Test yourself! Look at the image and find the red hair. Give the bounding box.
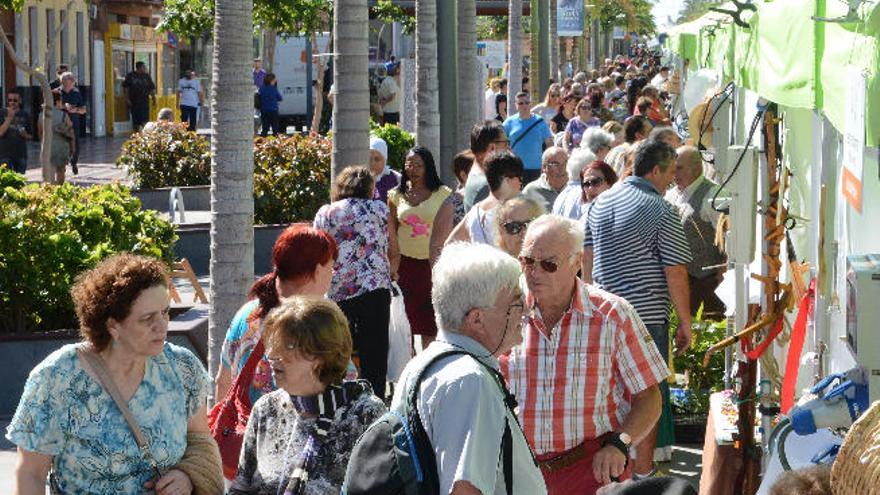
[249,223,338,319]
[580,160,618,203]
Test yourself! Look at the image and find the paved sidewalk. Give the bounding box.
[22,135,131,186]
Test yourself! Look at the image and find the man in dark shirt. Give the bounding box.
[59,72,86,174]
[0,90,33,174]
[49,64,68,91]
[122,61,156,131]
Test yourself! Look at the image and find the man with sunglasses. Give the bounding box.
[583,138,693,479]
[500,214,668,495]
[522,146,569,212]
[463,120,510,211]
[503,92,553,185]
[0,90,33,174]
[392,242,547,495]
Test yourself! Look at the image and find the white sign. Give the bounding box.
[477,40,506,69]
[842,67,866,212]
[612,26,626,40]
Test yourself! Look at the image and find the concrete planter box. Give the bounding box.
[174,223,289,276]
[132,185,211,212]
[0,304,209,418]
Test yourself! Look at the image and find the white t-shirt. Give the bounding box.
[178,77,201,107]
[484,88,498,120]
[378,76,400,113]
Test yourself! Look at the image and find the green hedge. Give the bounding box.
[254,134,332,225]
[117,121,212,188]
[0,169,177,332]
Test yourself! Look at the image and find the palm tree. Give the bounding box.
[550,0,559,82]
[208,0,255,389]
[415,0,439,159]
[331,0,370,179]
[507,0,523,102]
[457,0,479,152]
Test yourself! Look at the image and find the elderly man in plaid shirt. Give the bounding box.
[500,214,669,495]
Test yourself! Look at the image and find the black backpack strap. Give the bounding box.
[510,115,544,149]
[502,421,513,495]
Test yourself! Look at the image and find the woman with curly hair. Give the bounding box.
[8,253,221,494]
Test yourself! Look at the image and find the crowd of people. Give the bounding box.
[7,47,752,495]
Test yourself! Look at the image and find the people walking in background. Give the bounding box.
[532,83,561,123]
[388,147,451,349]
[38,91,74,185]
[377,65,400,125]
[552,148,596,220]
[258,73,283,137]
[122,61,156,132]
[253,58,266,88]
[177,69,203,132]
[0,90,33,174]
[314,166,393,397]
[522,146,569,213]
[504,92,553,184]
[368,136,401,203]
[463,120,509,211]
[59,72,86,174]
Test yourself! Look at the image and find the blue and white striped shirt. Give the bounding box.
[584,176,692,326]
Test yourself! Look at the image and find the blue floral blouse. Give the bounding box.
[313,198,392,302]
[6,342,210,494]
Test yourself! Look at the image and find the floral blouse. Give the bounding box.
[313,198,392,302]
[6,343,209,494]
[229,382,386,495]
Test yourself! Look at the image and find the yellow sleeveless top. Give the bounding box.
[388,186,452,259]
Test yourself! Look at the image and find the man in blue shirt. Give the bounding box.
[503,92,553,185]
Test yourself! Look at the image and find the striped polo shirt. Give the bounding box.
[583,176,692,326]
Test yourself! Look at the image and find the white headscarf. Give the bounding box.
[369,136,391,178]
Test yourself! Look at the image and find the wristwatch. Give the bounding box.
[602,431,632,459]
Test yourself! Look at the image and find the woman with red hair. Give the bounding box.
[214,223,339,403]
[580,159,618,208]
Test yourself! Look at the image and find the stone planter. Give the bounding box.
[0,304,209,418]
[174,223,290,275]
[132,185,211,213]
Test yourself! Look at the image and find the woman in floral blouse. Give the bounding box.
[313,166,392,398]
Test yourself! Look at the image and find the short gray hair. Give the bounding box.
[566,147,596,180]
[525,214,585,256]
[157,108,174,121]
[432,242,522,333]
[580,127,615,155]
[541,145,567,164]
[60,71,76,82]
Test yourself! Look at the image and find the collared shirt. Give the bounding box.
[551,180,584,220]
[522,174,561,213]
[500,281,669,455]
[664,175,722,227]
[584,176,692,326]
[393,331,548,495]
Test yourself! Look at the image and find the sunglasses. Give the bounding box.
[582,177,605,188]
[502,220,530,236]
[519,255,571,273]
[7,99,19,103]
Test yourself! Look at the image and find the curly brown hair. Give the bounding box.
[71,253,170,351]
[262,296,352,386]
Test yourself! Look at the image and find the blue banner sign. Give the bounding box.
[557,0,584,36]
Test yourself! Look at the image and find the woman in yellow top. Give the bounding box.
[388,146,451,347]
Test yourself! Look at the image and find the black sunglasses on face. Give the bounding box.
[502,220,530,236]
[519,255,567,273]
[582,177,605,188]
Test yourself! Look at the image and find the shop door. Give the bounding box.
[111,43,134,133]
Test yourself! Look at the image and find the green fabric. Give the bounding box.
[668,0,880,146]
[657,380,675,449]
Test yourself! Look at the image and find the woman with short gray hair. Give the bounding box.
[579,127,615,162]
[552,148,596,220]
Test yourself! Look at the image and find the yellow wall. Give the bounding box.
[19,0,90,85]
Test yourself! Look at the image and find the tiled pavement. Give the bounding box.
[22,135,131,186]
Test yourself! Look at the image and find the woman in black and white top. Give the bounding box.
[230,297,386,495]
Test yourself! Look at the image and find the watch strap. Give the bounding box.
[602,432,631,459]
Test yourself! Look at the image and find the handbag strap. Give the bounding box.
[510,115,543,149]
[76,346,160,474]
[233,339,266,404]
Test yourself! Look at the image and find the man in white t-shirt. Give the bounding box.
[483,78,507,120]
[177,70,203,131]
[650,66,670,91]
[377,65,400,125]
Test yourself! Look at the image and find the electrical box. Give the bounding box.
[846,254,880,402]
[725,145,758,265]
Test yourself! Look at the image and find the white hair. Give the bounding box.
[432,242,522,333]
[580,127,615,155]
[566,147,596,180]
[541,145,567,164]
[525,214,584,256]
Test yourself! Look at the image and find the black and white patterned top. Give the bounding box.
[229,381,386,495]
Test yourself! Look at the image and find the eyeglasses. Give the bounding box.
[582,177,605,188]
[502,220,530,236]
[7,99,19,103]
[519,254,573,273]
[493,139,510,147]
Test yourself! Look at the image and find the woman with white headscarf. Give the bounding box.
[369,136,401,203]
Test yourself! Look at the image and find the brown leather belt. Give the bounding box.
[537,442,588,474]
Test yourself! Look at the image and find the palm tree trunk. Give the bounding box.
[208,0,255,392]
[415,0,439,159]
[507,0,523,103]
[549,0,559,82]
[457,0,478,153]
[332,0,370,179]
[529,0,539,96]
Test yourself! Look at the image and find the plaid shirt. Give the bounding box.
[500,279,669,455]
